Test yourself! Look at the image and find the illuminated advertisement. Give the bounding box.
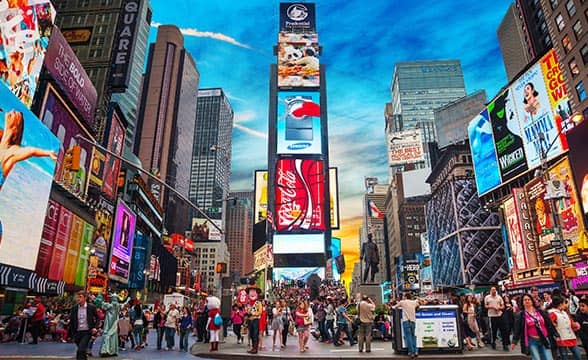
[547,158,585,255]
[61,27,93,45]
[278,32,317,44]
[510,60,567,169]
[275,158,325,232]
[0,85,59,271]
[48,207,73,280]
[93,199,114,269]
[387,129,424,166]
[512,188,539,269]
[254,170,268,224]
[278,42,319,88]
[75,222,94,287]
[89,147,106,187]
[254,244,274,271]
[273,266,324,281]
[541,50,573,132]
[36,199,60,277]
[330,237,341,280]
[277,92,321,154]
[566,119,588,215]
[191,218,222,241]
[526,178,556,264]
[128,231,147,289]
[273,234,324,254]
[504,196,529,271]
[329,167,340,229]
[0,1,55,108]
[109,200,136,283]
[468,109,502,195]
[63,214,84,284]
[279,3,316,34]
[489,88,528,182]
[40,85,94,197]
[399,306,460,350]
[572,261,588,291]
[102,108,125,200]
[403,261,420,291]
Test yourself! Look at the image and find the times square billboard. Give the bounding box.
[469,49,571,196]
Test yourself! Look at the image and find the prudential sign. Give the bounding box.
[279,3,316,33]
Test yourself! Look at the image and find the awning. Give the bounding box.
[0,264,65,295]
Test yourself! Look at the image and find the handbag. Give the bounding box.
[303,315,312,326]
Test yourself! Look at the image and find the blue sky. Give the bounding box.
[148,0,513,265]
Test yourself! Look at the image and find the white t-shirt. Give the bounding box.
[484,294,504,318]
[165,308,180,328]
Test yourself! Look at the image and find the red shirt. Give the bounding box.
[32,303,45,322]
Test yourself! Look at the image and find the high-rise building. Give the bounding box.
[193,241,229,297]
[189,88,234,222]
[135,25,199,233]
[226,191,254,278]
[389,61,466,168]
[434,90,487,149]
[497,1,552,81]
[540,0,588,115]
[52,0,151,141]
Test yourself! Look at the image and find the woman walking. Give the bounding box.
[230,305,245,344]
[280,300,292,348]
[463,295,484,348]
[511,293,559,360]
[271,300,283,351]
[295,300,311,353]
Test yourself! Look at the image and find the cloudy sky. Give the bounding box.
[149,0,513,281]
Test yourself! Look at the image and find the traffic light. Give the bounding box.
[64,145,81,171]
[550,267,563,281]
[216,262,227,274]
[564,266,578,279]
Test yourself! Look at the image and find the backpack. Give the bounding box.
[214,313,223,327]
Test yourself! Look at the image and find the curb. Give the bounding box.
[194,351,528,359]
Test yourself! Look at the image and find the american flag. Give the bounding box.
[368,200,384,219]
[266,210,276,230]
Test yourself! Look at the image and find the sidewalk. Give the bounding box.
[190,333,527,359]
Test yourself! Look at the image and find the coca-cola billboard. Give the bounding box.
[275,158,325,232]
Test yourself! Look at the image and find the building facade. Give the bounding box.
[193,241,230,297]
[226,191,254,278]
[434,90,487,149]
[134,25,199,233]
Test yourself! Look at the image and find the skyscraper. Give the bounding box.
[189,88,234,221]
[389,60,466,168]
[135,25,199,233]
[226,191,254,278]
[52,0,151,141]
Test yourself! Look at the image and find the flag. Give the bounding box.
[368,200,384,219]
[267,210,276,231]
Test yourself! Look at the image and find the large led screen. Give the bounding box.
[109,200,136,283]
[254,170,268,224]
[40,84,94,197]
[277,92,322,154]
[329,167,340,229]
[278,42,319,88]
[0,85,59,270]
[275,158,325,232]
[468,109,502,195]
[489,88,528,182]
[101,108,125,200]
[273,234,324,254]
[565,119,588,215]
[0,1,55,108]
[273,266,324,282]
[510,61,567,169]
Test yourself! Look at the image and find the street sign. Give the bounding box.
[208,207,220,213]
[554,247,567,254]
[551,240,563,248]
[564,239,573,247]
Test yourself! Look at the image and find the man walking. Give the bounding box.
[484,286,506,350]
[396,293,420,359]
[69,291,99,360]
[357,294,376,353]
[29,297,45,344]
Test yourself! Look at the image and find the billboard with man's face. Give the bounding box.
[0,84,59,270]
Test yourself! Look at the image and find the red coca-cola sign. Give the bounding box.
[275,159,325,232]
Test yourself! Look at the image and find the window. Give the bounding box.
[89,49,102,57]
[569,58,580,77]
[567,0,577,17]
[573,20,583,39]
[556,13,566,31]
[581,44,588,64]
[563,35,574,53]
[576,81,587,101]
[91,37,104,46]
[550,0,559,9]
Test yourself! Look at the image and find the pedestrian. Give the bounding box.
[573,298,588,356]
[334,298,356,347]
[117,310,131,350]
[511,293,558,360]
[131,302,145,350]
[280,299,292,347]
[29,297,45,344]
[568,290,580,316]
[325,297,335,343]
[271,299,283,351]
[68,291,99,360]
[230,304,245,344]
[463,294,484,348]
[179,306,192,352]
[548,296,582,360]
[295,299,311,353]
[315,297,329,343]
[484,286,507,350]
[153,304,166,350]
[357,294,376,353]
[396,292,420,359]
[164,303,180,350]
[502,294,514,349]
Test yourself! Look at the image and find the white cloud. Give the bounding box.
[234,109,257,123]
[151,22,252,49]
[233,123,267,139]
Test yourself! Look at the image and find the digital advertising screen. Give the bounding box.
[40,84,94,197]
[75,222,94,287]
[254,170,268,224]
[387,129,425,166]
[276,92,322,154]
[0,85,60,271]
[109,200,136,283]
[275,158,326,232]
[48,206,73,280]
[273,266,324,282]
[504,196,529,271]
[566,119,588,215]
[330,237,341,280]
[191,218,222,241]
[36,198,60,277]
[101,108,125,200]
[329,167,340,229]
[128,231,148,289]
[0,1,55,108]
[273,233,324,254]
[526,177,556,264]
[63,214,84,284]
[468,109,502,195]
[277,42,319,88]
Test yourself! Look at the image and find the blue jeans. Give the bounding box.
[558,345,582,360]
[156,327,164,350]
[133,325,143,348]
[326,319,335,340]
[318,319,330,341]
[334,322,354,345]
[528,337,554,360]
[402,321,417,355]
[179,328,190,351]
[165,327,176,349]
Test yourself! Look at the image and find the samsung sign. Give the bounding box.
[109,0,141,92]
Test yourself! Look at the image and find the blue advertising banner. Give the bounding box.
[128,231,147,289]
[0,85,59,270]
[468,109,502,195]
